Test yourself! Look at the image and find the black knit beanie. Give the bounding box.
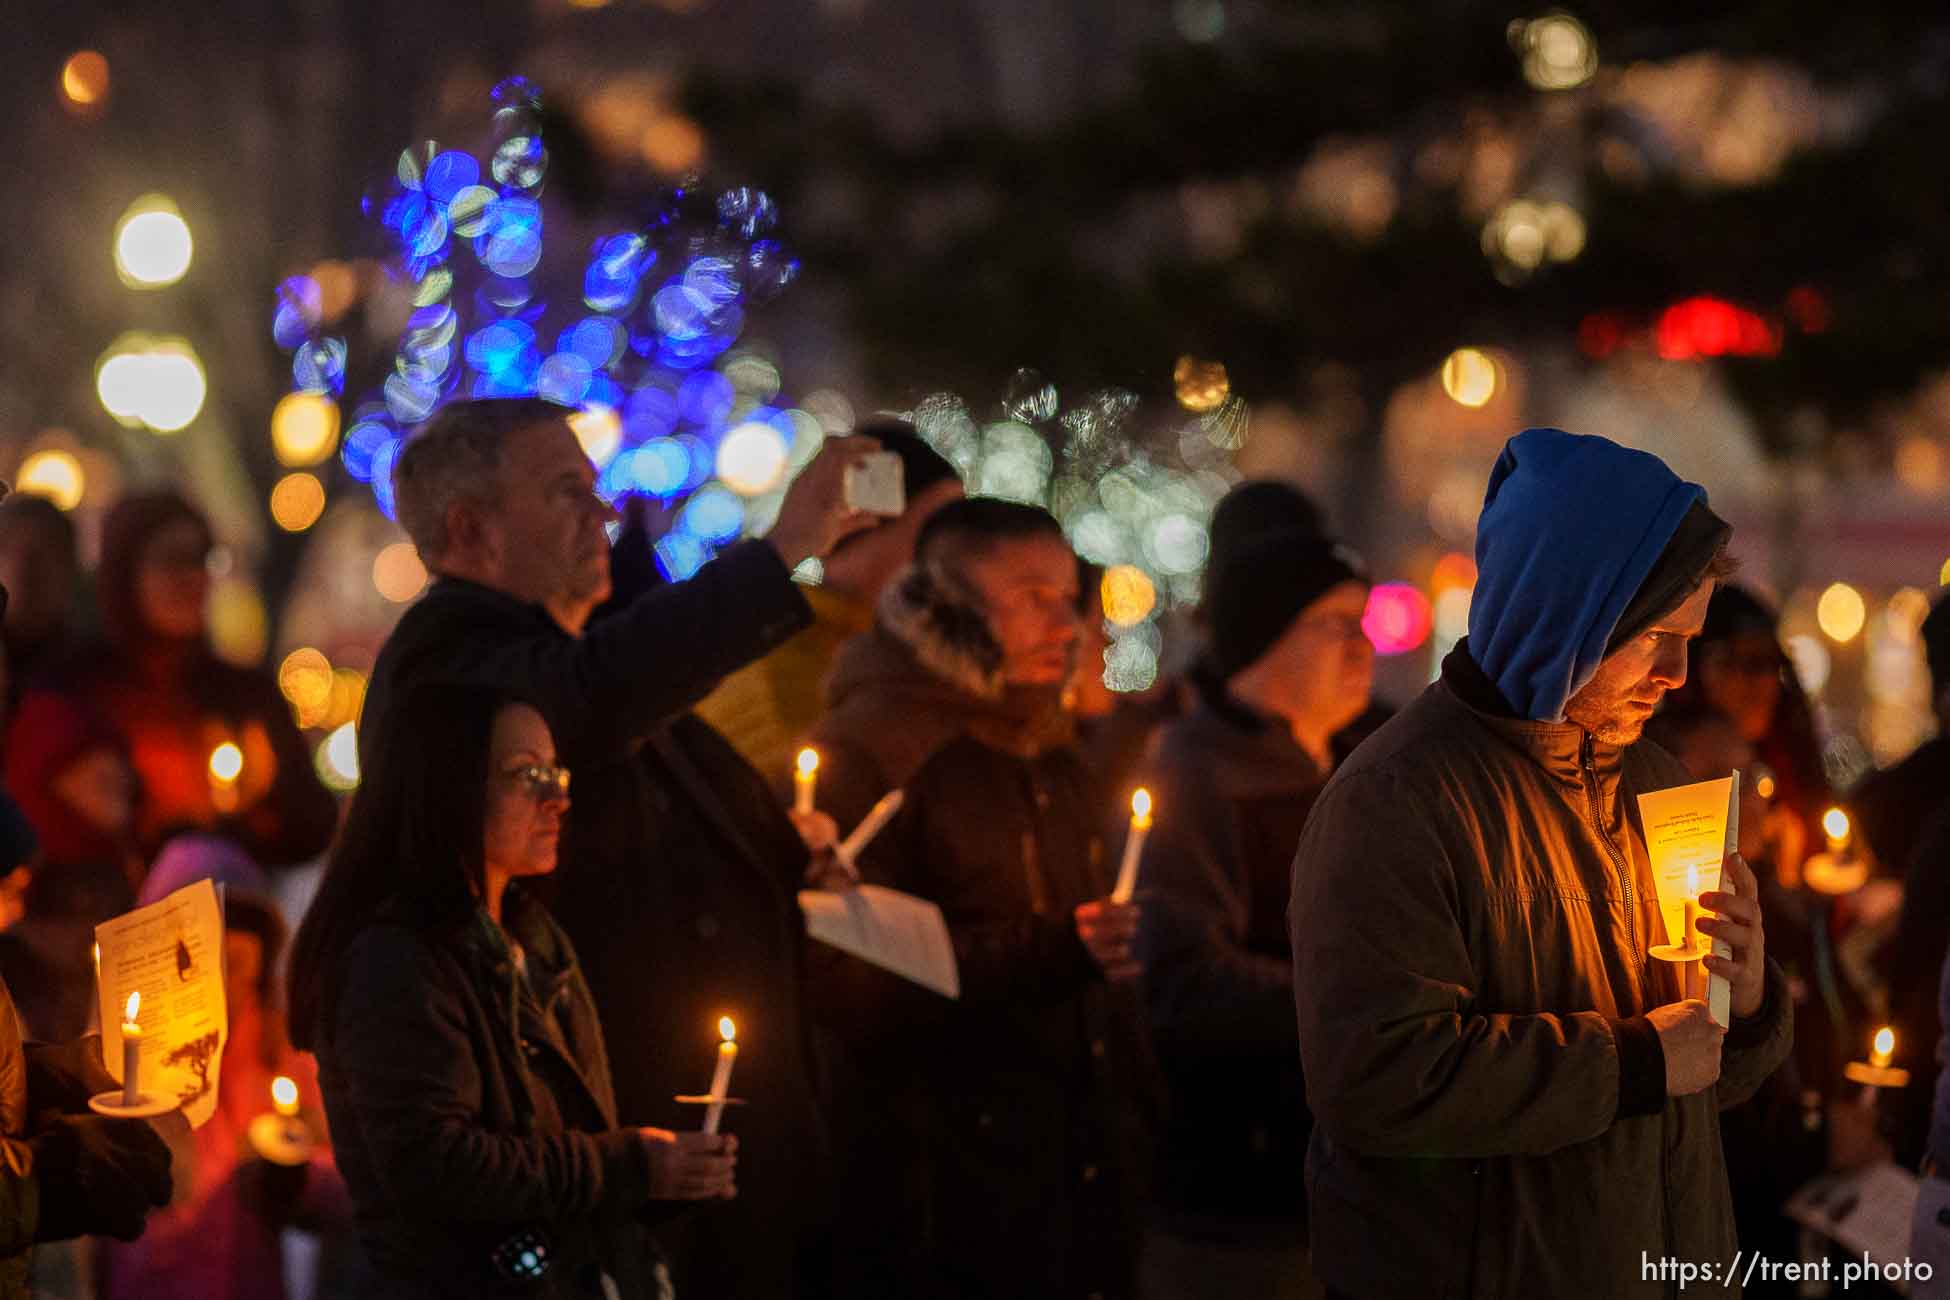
[1205,536,1368,680]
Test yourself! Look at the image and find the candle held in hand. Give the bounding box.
[1111,789,1152,905]
[703,1017,737,1136]
[1871,1026,1895,1070]
[121,992,143,1107]
[794,748,819,817]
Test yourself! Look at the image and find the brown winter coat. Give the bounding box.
[806,569,1149,1300]
[1291,645,1792,1299]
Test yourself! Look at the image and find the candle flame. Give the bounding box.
[209,741,244,783]
[271,1076,299,1110]
[718,1016,736,1044]
[1823,807,1851,842]
[1685,863,1700,897]
[796,748,819,777]
[123,991,140,1024]
[1131,788,1152,821]
[1874,1026,1895,1058]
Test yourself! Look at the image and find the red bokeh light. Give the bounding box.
[1654,296,1781,361]
[1363,582,1434,656]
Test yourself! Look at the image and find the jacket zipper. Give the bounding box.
[1580,734,1632,919]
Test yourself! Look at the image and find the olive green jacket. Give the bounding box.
[1291,648,1792,1299]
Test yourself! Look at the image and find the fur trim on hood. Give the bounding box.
[875,561,1008,700]
[816,564,1074,789]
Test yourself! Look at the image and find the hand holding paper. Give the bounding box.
[1697,851,1767,1021]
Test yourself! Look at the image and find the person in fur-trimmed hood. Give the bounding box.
[809,497,1150,1300]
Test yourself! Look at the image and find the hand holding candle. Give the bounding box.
[1111,789,1152,905]
[121,992,143,1107]
[794,748,819,817]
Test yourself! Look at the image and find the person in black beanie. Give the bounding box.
[1132,503,1372,1299]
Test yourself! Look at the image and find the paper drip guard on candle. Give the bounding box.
[248,1078,315,1166]
[1845,1027,1911,1092]
[1638,771,1738,1028]
[674,1018,743,1135]
[1804,809,1869,895]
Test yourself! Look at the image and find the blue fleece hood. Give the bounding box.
[1467,428,1707,722]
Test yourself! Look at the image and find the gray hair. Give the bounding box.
[392,398,568,560]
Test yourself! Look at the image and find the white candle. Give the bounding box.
[793,749,819,817]
[703,1018,737,1135]
[121,992,143,1107]
[1111,789,1152,905]
[1862,1026,1896,1109]
[836,790,905,872]
[1823,807,1852,857]
[272,1075,300,1119]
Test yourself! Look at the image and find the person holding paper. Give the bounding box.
[1291,429,1792,1299]
[1135,510,1371,1300]
[289,684,737,1300]
[809,498,1147,1300]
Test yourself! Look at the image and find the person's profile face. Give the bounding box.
[482,702,569,879]
[483,421,615,612]
[1565,580,1716,744]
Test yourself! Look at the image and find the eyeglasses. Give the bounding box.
[502,763,570,801]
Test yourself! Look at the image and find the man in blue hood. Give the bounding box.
[1291,428,1793,1298]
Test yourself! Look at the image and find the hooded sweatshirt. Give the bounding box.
[1469,428,1720,721]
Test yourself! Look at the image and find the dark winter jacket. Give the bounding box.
[552,713,836,1297]
[1135,689,1328,1244]
[317,889,660,1299]
[360,537,834,1297]
[360,539,809,778]
[808,568,1149,1300]
[1291,645,1793,1299]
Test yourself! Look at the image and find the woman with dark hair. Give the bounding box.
[288,684,736,1299]
[62,491,336,869]
[1667,582,1831,884]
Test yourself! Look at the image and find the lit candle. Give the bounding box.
[121,992,143,1107]
[1682,865,1707,1000]
[1861,1026,1897,1109]
[1111,789,1152,905]
[702,1017,737,1136]
[209,741,244,813]
[1823,807,1852,857]
[271,1075,300,1119]
[794,748,819,817]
